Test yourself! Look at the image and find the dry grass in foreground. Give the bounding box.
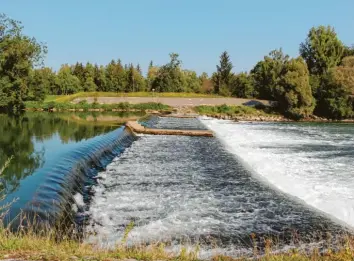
[1,229,354,261]
[2,158,354,261]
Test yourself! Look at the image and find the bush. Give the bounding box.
[77,100,90,111]
[195,104,275,117]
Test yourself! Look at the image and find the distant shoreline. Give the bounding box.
[204,113,354,123]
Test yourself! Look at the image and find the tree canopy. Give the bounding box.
[0,14,46,112]
[300,26,344,75]
[314,56,354,119]
[275,57,315,119]
[0,13,353,120]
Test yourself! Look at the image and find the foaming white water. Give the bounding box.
[201,118,354,228]
[85,117,349,258]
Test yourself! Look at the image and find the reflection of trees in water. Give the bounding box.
[0,115,44,194]
[0,112,122,194]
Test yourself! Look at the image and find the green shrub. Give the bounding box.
[195,104,278,117]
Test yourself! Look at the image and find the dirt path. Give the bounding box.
[74,97,272,107]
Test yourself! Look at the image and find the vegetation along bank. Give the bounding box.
[0,13,353,120]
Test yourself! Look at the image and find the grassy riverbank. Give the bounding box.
[45,92,222,103]
[1,229,354,261]
[194,104,285,121]
[25,100,172,113]
[194,104,354,122]
[195,104,277,116]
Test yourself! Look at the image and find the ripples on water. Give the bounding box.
[141,116,208,130]
[202,119,354,229]
[87,117,348,257]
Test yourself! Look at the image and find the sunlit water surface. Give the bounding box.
[87,117,350,257]
[202,118,354,229]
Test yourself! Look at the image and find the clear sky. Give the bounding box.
[2,0,354,75]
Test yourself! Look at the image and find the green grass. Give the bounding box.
[44,95,66,102]
[45,92,222,103]
[25,100,172,112]
[194,104,280,117]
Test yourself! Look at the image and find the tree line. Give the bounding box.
[0,13,353,119]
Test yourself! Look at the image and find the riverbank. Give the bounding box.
[24,101,172,114]
[194,105,354,123]
[24,100,354,124]
[1,114,354,261]
[1,229,354,261]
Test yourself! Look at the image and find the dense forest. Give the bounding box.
[0,13,353,119]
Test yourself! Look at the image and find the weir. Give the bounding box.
[3,126,137,228]
[126,119,214,137]
[87,116,350,256]
[2,115,351,257]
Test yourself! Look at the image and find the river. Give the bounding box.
[86,117,353,257]
[1,114,352,257]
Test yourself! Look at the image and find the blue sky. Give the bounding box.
[2,0,354,75]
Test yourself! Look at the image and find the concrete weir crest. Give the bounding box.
[125,118,214,137]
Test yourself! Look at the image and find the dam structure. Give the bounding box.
[2,126,137,228]
[86,116,350,257]
[3,115,352,257]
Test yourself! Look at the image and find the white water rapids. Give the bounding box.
[201,118,354,228]
[86,117,352,257]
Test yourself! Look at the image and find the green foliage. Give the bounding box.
[275,57,315,119]
[93,65,107,91]
[251,49,289,100]
[83,77,97,92]
[182,70,202,93]
[315,61,354,119]
[309,74,321,97]
[147,62,158,91]
[152,53,185,92]
[213,51,233,94]
[27,67,56,102]
[125,64,146,92]
[55,65,82,95]
[251,50,315,119]
[0,13,46,112]
[195,104,276,117]
[105,59,127,92]
[230,72,255,98]
[219,83,232,97]
[300,26,344,75]
[71,62,85,85]
[25,100,171,112]
[1,13,352,120]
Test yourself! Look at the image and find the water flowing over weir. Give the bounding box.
[4,127,137,228]
[87,117,349,257]
[201,118,354,230]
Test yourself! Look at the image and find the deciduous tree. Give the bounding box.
[230,73,255,98]
[315,56,354,119]
[275,57,315,119]
[0,14,46,112]
[251,49,289,100]
[300,26,344,75]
